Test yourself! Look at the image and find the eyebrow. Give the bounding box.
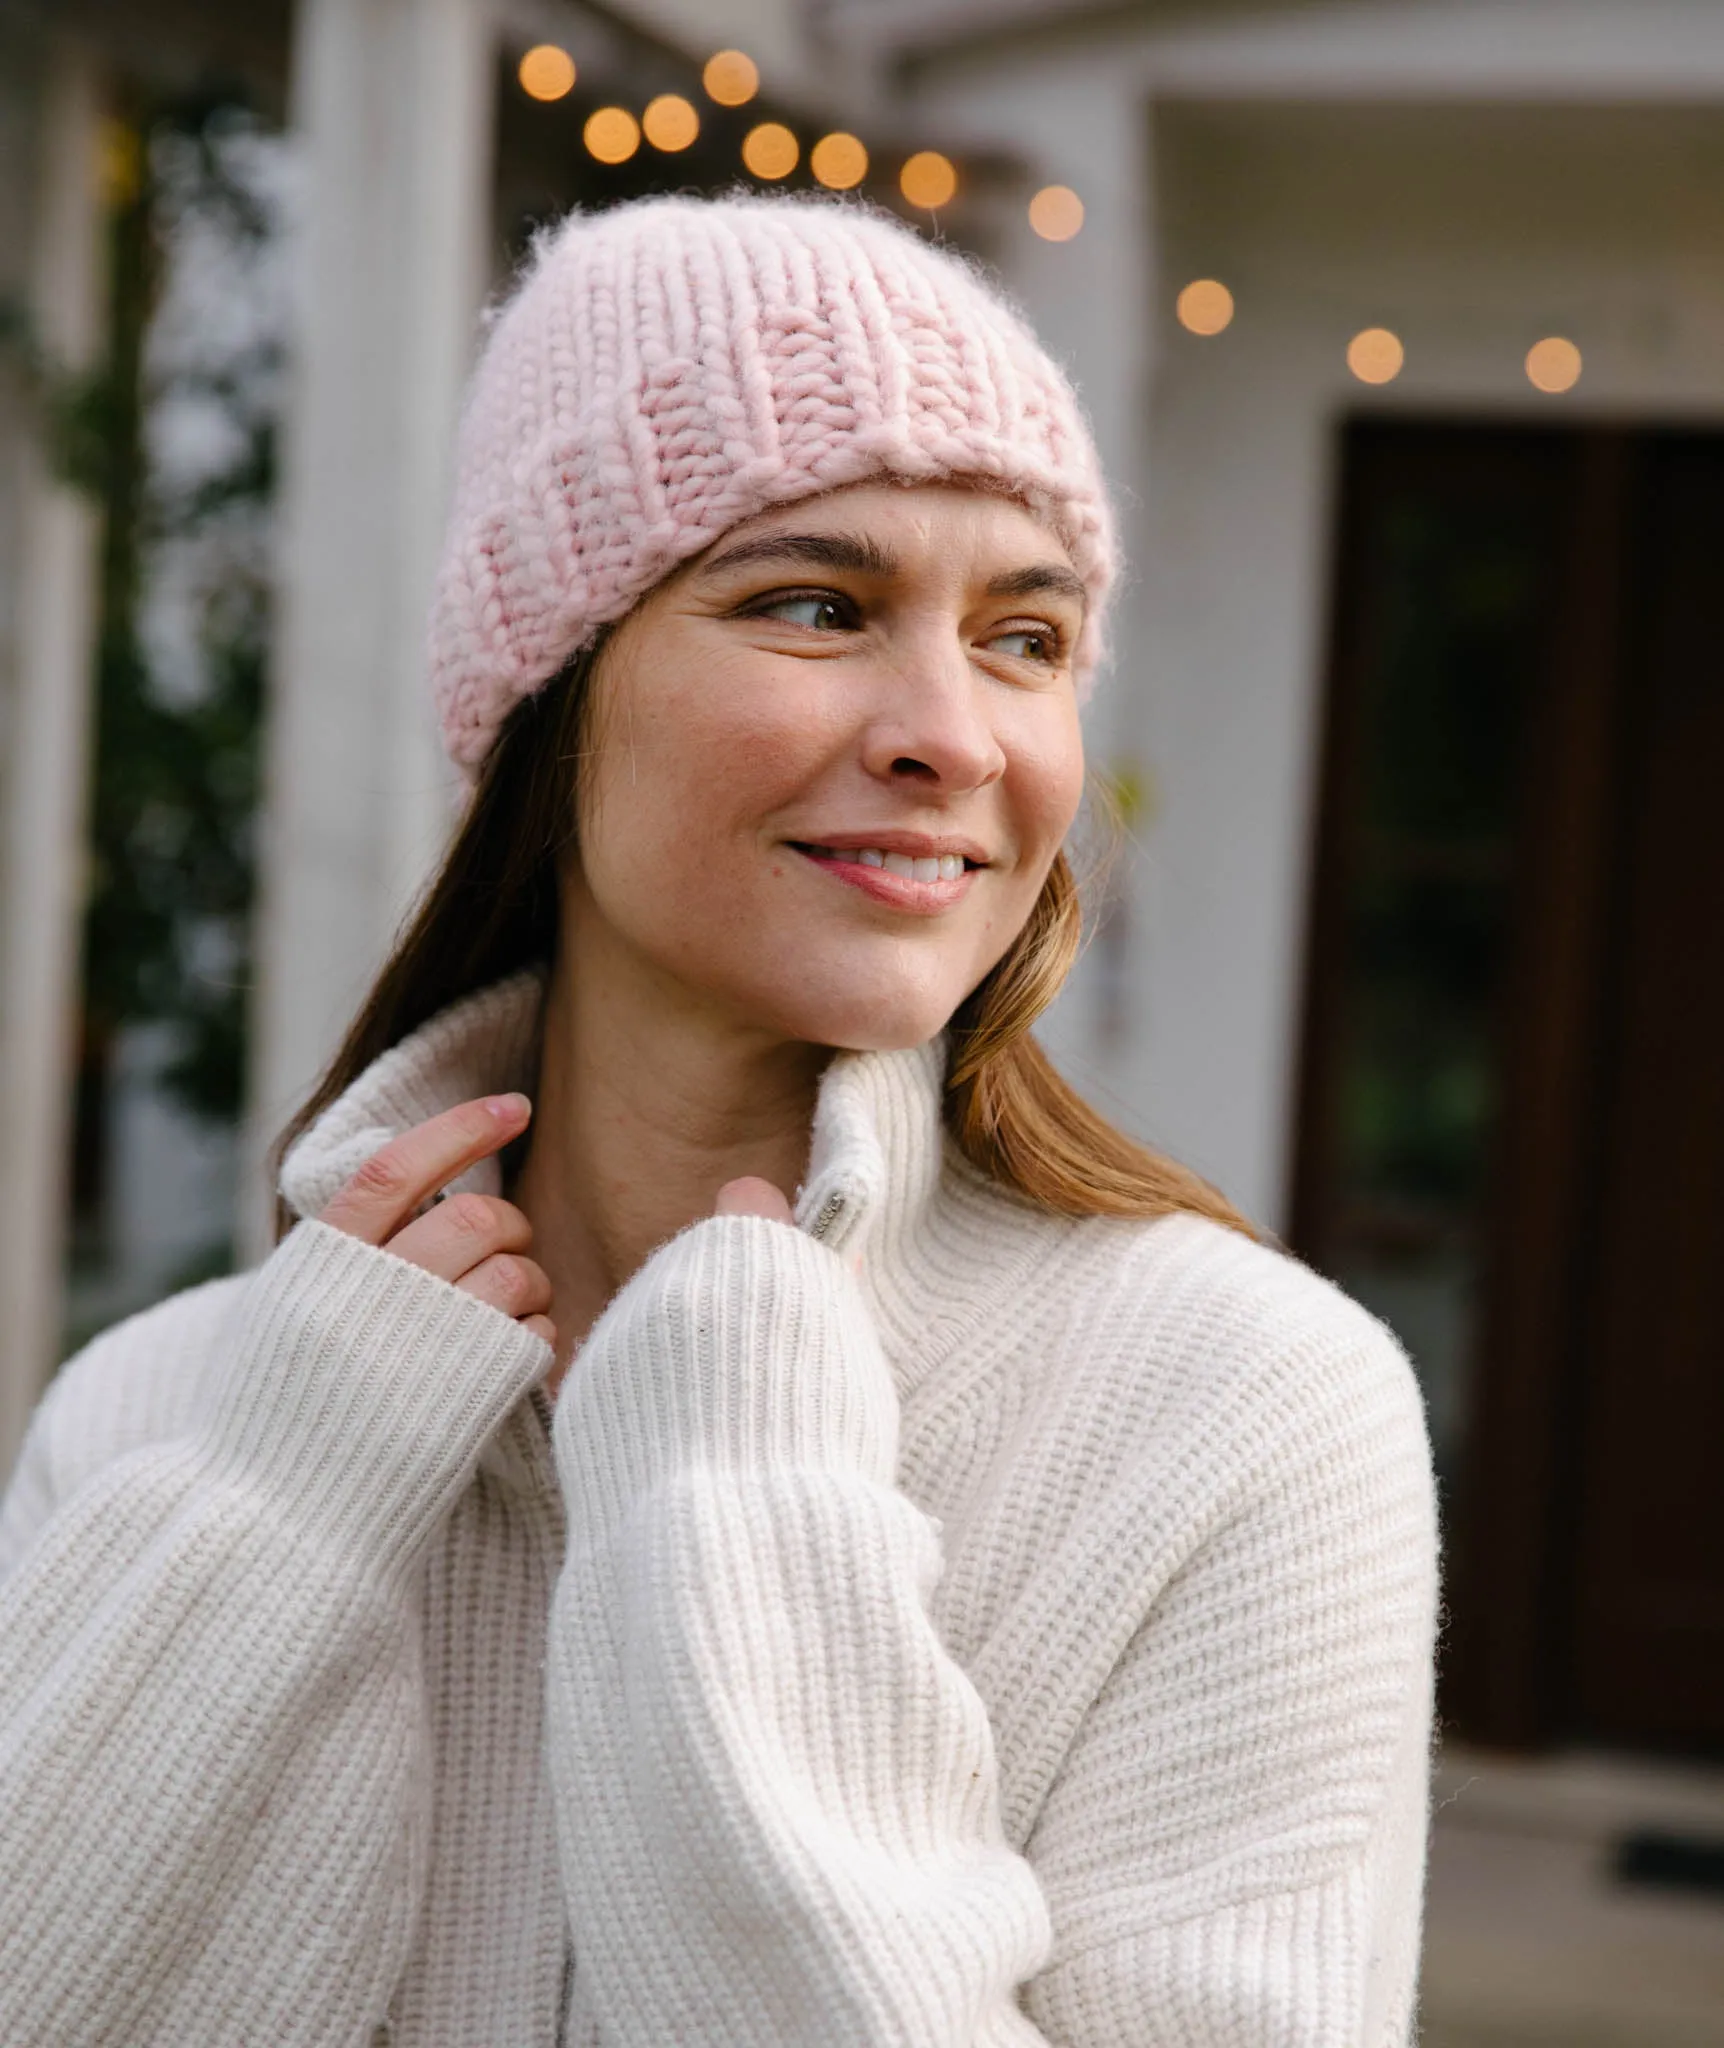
[700,529,1088,610]
[983,562,1088,606]
[700,531,898,579]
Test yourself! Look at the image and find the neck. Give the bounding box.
[512,896,832,1379]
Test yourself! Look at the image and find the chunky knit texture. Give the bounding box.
[431,197,1120,773]
[0,974,1438,2046]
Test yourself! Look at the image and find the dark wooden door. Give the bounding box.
[1294,419,1724,1753]
[1564,435,1724,1746]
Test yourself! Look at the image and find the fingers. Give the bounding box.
[714,1176,795,1223]
[386,1191,534,1285]
[454,1251,553,1324]
[319,1101,555,1350]
[320,1095,531,1245]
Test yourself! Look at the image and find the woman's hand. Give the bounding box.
[713,1176,794,1223]
[319,1094,556,1349]
[717,1179,864,1276]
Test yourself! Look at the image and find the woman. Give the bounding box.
[0,197,1437,2046]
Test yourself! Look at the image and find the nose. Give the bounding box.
[858,634,1007,794]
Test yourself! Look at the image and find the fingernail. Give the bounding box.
[487,1092,531,1121]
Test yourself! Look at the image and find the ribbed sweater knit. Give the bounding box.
[0,972,1438,2047]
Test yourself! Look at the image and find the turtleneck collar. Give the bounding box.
[278,968,953,1280]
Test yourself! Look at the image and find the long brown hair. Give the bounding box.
[275,645,1251,1238]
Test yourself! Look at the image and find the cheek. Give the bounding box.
[1005,708,1086,860]
[579,667,829,911]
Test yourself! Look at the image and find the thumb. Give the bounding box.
[714,1175,795,1224]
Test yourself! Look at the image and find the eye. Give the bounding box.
[987,626,1061,663]
[751,591,857,631]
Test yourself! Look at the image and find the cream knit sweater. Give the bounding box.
[0,973,1438,2047]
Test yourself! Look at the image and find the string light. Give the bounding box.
[642,94,699,152]
[1176,279,1234,336]
[811,132,868,190]
[703,49,759,106]
[1028,186,1084,241]
[583,107,640,165]
[899,151,957,210]
[1347,327,1404,384]
[1526,336,1582,392]
[742,121,798,179]
[518,44,576,101]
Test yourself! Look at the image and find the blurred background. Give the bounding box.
[1,0,1721,2040]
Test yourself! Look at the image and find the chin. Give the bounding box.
[752,975,964,1056]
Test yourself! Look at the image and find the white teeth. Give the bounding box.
[808,843,972,879]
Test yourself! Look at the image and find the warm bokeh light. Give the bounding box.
[742,121,799,180]
[1176,279,1234,336]
[899,151,957,210]
[1347,327,1405,385]
[1028,185,1084,241]
[642,94,699,152]
[811,132,868,190]
[583,107,641,166]
[518,44,576,102]
[703,49,759,107]
[1526,336,1582,393]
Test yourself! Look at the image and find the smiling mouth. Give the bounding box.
[787,843,982,910]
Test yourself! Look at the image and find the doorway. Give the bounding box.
[1292,419,1724,1753]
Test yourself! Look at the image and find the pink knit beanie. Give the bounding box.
[430,194,1118,774]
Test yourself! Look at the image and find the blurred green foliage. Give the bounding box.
[31,94,276,1128]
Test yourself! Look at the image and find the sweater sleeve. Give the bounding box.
[0,1218,550,2047]
[546,1214,1056,2048]
[1017,1301,1440,2048]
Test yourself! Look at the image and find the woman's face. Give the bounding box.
[568,481,1088,1051]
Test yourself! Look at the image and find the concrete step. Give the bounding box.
[1422,1746,1724,2048]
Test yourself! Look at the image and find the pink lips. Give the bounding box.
[793,846,978,913]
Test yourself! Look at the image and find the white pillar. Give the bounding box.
[929,69,1158,1091]
[0,39,107,1477]
[245,0,496,1254]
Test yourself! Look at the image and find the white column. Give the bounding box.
[244,0,496,1254]
[0,40,106,1477]
[928,67,1158,1090]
